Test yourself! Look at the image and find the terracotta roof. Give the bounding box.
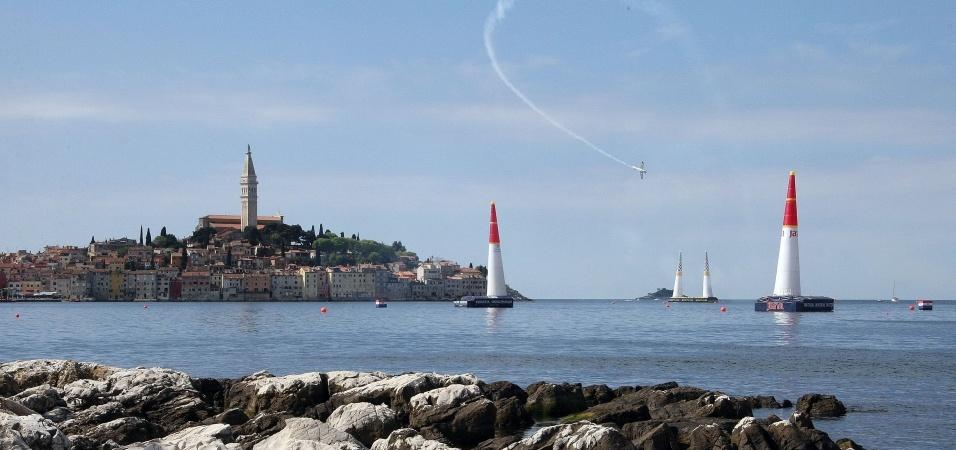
[201,215,283,222]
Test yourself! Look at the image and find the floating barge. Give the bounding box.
[667,252,718,303]
[755,296,834,312]
[670,296,718,303]
[454,296,514,308]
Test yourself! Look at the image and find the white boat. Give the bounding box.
[916,299,933,311]
[890,282,899,303]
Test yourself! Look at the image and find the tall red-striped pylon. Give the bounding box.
[772,171,801,296]
[486,202,508,298]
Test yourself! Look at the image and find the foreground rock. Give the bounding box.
[226,371,329,417]
[253,417,365,450]
[371,428,459,450]
[524,383,586,419]
[0,360,116,396]
[796,394,847,418]
[122,423,239,449]
[331,373,478,413]
[0,360,866,450]
[0,411,71,450]
[328,402,400,447]
[504,421,635,450]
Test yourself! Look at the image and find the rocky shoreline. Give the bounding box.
[0,360,864,450]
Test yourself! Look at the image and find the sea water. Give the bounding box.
[2,299,953,449]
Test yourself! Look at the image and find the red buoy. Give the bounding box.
[720,306,727,312]
[909,304,915,311]
[320,306,328,314]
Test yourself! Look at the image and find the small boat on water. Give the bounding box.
[916,299,933,311]
[374,298,388,308]
[890,282,899,303]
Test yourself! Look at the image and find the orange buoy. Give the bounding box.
[909,304,915,311]
[720,306,727,312]
[320,306,328,314]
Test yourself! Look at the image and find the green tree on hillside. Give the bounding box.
[243,226,260,245]
[152,234,180,249]
[191,227,218,247]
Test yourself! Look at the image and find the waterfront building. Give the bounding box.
[219,274,244,300]
[271,272,302,299]
[299,267,330,299]
[123,271,157,300]
[416,262,443,282]
[243,272,271,300]
[328,267,375,299]
[181,271,212,300]
[109,272,124,300]
[156,268,180,300]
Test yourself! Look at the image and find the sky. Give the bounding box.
[1,1,955,299]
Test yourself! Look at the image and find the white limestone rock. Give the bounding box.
[327,371,390,395]
[504,421,635,450]
[227,371,329,416]
[0,411,71,450]
[327,402,399,447]
[409,385,481,412]
[122,423,240,450]
[370,428,459,450]
[253,418,367,450]
[62,378,108,410]
[10,384,67,414]
[330,373,478,411]
[0,359,117,395]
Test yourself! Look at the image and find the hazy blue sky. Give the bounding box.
[2,1,954,299]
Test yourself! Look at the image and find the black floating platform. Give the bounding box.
[669,296,719,303]
[454,296,514,308]
[755,296,834,312]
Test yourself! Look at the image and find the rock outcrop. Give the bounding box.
[328,402,400,447]
[226,371,330,417]
[330,373,478,413]
[504,420,635,450]
[253,417,366,450]
[0,360,117,396]
[121,423,239,449]
[796,394,847,418]
[0,360,865,450]
[524,383,587,419]
[370,428,459,450]
[0,411,71,450]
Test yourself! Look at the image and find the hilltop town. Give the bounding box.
[0,149,509,302]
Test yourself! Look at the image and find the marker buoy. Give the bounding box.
[320,307,328,314]
[909,304,915,311]
[144,304,148,309]
[15,313,20,319]
[665,303,671,308]
[720,306,727,312]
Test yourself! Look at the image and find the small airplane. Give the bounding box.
[630,161,647,179]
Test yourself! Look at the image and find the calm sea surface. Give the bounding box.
[1,299,954,449]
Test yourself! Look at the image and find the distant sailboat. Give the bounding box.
[891,281,899,303]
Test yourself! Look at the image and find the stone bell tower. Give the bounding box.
[240,145,258,231]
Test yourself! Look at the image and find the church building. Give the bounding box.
[197,146,283,232]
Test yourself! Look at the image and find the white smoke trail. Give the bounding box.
[484,0,640,171]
